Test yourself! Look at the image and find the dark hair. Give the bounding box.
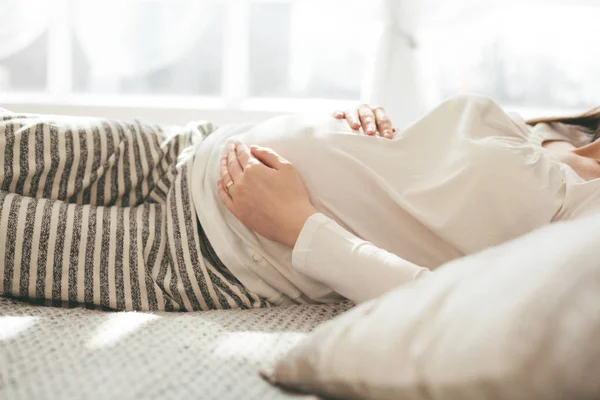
[526,107,600,141]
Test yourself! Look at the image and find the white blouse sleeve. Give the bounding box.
[292,213,432,304]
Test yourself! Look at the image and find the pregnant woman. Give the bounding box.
[202,94,600,306]
[1,95,600,311]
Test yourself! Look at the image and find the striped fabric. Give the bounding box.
[0,110,269,311]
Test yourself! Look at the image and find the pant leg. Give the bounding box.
[0,110,268,311]
[0,189,184,311]
[0,169,268,311]
[0,110,185,207]
[161,161,269,311]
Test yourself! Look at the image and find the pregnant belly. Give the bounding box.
[233,113,463,269]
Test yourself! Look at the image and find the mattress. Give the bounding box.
[0,297,352,399]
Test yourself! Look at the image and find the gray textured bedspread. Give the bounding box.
[0,298,352,399]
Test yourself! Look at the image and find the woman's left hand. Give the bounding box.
[218,141,317,248]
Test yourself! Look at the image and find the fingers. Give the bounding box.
[226,142,244,182]
[235,141,260,170]
[344,108,361,131]
[220,155,234,188]
[358,104,377,136]
[217,179,235,212]
[338,104,396,138]
[250,145,287,170]
[373,106,395,139]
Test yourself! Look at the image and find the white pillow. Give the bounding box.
[264,214,600,400]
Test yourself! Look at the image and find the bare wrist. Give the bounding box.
[283,205,318,248]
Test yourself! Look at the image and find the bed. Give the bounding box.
[0,297,352,399]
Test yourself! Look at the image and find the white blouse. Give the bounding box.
[191,95,600,305]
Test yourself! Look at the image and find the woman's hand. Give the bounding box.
[218,141,317,248]
[333,104,396,139]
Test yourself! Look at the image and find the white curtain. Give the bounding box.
[72,0,215,79]
[361,0,475,129]
[0,0,53,59]
[365,0,425,129]
[4,0,595,115]
[365,0,600,127]
[289,0,385,96]
[288,0,447,128]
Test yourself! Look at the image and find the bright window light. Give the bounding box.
[86,312,159,349]
[0,316,39,341]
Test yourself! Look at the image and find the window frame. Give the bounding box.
[1,0,593,124]
[0,0,358,122]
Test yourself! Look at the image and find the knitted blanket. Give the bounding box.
[0,298,353,399]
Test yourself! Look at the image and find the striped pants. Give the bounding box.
[0,110,268,311]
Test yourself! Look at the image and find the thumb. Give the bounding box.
[250,145,287,170]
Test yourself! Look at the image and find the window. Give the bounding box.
[0,0,382,111]
[419,3,600,113]
[0,1,51,92]
[71,1,225,96]
[0,32,48,92]
[3,0,596,123]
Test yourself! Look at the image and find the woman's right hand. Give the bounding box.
[333,104,396,139]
